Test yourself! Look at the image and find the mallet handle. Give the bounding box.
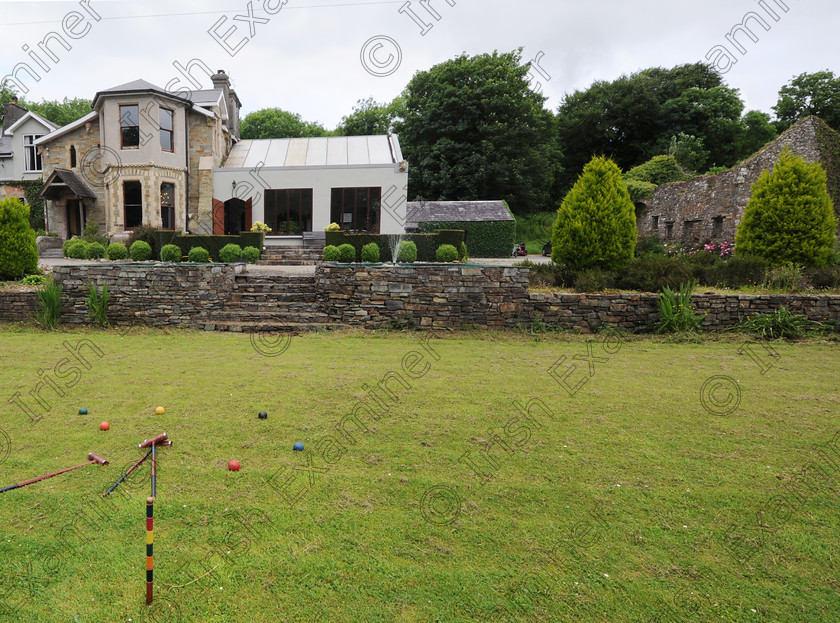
[104,448,152,497]
[1,455,107,493]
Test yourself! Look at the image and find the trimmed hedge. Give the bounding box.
[153,232,263,262]
[129,240,152,261]
[417,220,514,257]
[325,230,465,262]
[160,244,182,262]
[188,246,210,263]
[106,243,128,260]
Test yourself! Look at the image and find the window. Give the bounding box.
[265,189,313,234]
[160,183,175,229]
[124,181,143,229]
[712,216,724,238]
[651,215,659,230]
[665,222,674,240]
[160,108,174,152]
[120,104,139,149]
[330,187,382,233]
[69,145,76,168]
[24,135,43,171]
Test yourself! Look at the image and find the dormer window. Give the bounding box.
[120,104,139,149]
[160,108,174,152]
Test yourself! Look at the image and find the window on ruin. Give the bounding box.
[265,189,313,234]
[665,222,674,240]
[120,104,140,149]
[160,183,175,229]
[712,216,723,238]
[124,180,143,229]
[683,220,701,245]
[160,108,174,152]
[330,187,381,233]
[652,215,659,230]
[69,145,76,168]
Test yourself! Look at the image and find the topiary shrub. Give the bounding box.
[552,156,637,271]
[735,147,837,267]
[160,244,182,262]
[361,242,380,263]
[106,242,128,260]
[188,246,210,263]
[242,246,260,263]
[338,243,356,263]
[128,225,161,260]
[129,240,152,261]
[436,244,458,262]
[323,245,341,262]
[219,243,243,263]
[66,240,88,259]
[0,198,38,279]
[397,240,417,263]
[86,242,106,260]
[459,241,468,261]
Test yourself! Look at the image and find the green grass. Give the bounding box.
[1,327,839,622]
[515,212,555,254]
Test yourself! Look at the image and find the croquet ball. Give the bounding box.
[99,421,110,431]
[293,442,304,452]
[228,460,240,471]
[155,406,165,415]
[258,411,268,419]
[79,408,88,415]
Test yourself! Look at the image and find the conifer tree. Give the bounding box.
[735,147,837,266]
[551,156,637,270]
[0,198,38,280]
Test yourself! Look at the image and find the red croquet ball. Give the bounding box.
[100,421,110,431]
[228,460,240,471]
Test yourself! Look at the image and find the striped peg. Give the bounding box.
[146,496,154,605]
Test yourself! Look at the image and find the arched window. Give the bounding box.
[70,146,77,168]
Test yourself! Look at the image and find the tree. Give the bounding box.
[736,110,777,159]
[551,156,637,270]
[668,133,709,173]
[735,147,836,267]
[24,97,92,126]
[240,108,328,139]
[395,50,561,214]
[335,97,401,136]
[0,197,38,280]
[774,71,840,132]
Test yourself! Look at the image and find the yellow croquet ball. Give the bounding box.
[155,406,165,415]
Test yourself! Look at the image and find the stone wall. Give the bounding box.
[0,290,38,322]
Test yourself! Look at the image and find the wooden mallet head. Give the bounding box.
[87,453,109,465]
[139,433,168,449]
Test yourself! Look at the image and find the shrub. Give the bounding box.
[459,242,468,261]
[86,242,106,259]
[129,240,152,261]
[436,244,458,262]
[361,242,380,263]
[657,281,703,333]
[325,222,341,232]
[128,225,162,260]
[625,178,658,203]
[711,254,768,288]
[618,257,694,292]
[0,197,38,279]
[338,243,356,263]
[86,280,109,327]
[250,221,271,233]
[22,274,46,285]
[735,147,837,267]
[762,263,806,292]
[160,244,182,263]
[804,266,840,289]
[397,240,417,263]
[219,243,243,263]
[323,245,341,262]
[63,239,75,257]
[552,156,637,270]
[66,240,88,259]
[418,217,514,258]
[242,246,261,263]
[625,155,688,185]
[106,242,128,261]
[574,268,615,292]
[739,307,809,339]
[152,233,262,261]
[35,279,62,330]
[635,231,666,258]
[81,220,109,247]
[188,246,210,263]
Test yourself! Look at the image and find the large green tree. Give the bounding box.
[551,156,637,270]
[0,197,38,280]
[335,97,401,136]
[394,50,561,214]
[774,71,840,133]
[240,108,328,139]
[25,97,92,127]
[735,147,836,267]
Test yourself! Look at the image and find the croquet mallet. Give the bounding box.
[0,453,108,494]
[104,434,171,497]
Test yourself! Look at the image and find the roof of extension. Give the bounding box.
[36,168,98,200]
[405,200,513,224]
[221,135,404,170]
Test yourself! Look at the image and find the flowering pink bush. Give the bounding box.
[692,240,734,258]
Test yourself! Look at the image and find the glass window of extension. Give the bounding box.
[264,189,313,234]
[120,104,140,149]
[160,108,174,152]
[24,135,43,171]
[330,187,381,233]
[124,180,143,229]
[160,183,175,229]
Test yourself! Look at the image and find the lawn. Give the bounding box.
[1,327,839,622]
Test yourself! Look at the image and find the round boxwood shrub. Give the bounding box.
[160,244,182,262]
[397,240,417,263]
[106,242,128,260]
[62,239,75,257]
[338,243,356,263]
[323,245,341,261]
[242,246,261,263]
[188,246,210,263]
[0,198,38,279]
[129,240,152,261]
[66,240,88,259]
[436,244,458,262]
[361,242,380,263]
[219,243,243,263]
[86,242,106,259]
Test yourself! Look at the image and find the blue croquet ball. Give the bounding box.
[293,442,304,452]
[79,408,88,415]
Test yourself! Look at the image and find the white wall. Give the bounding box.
[9,116,55,180]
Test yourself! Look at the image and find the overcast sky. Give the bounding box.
[0,0,831,129]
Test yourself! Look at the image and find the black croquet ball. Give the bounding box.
[258,411,268,419]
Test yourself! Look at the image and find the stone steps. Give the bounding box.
[257,247,323,266]
[39,249,64,258]
[210,320,347,333]
[219,273,324,330]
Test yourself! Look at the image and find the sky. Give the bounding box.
[0,0,832,129]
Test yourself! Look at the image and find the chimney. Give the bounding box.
[211,70,241,140]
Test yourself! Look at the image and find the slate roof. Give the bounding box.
[405,200,513,225]
[36,169,97,200]
[0,136,10,156]
[221,135,404,169]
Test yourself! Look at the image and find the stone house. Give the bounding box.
[637,117,840,246]
[0,100,58,204]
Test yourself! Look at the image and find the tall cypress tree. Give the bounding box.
[735,147,837,266]
[551,156,637,270]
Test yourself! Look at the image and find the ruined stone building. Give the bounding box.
[636,117,840,246]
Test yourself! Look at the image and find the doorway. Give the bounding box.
[224,198,246,235]
[66,200,86,237]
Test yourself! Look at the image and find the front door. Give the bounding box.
[66,200,85,237]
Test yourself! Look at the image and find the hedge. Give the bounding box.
[417,220,514,257]
[324,231,465,262]
[152,232,263,261]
